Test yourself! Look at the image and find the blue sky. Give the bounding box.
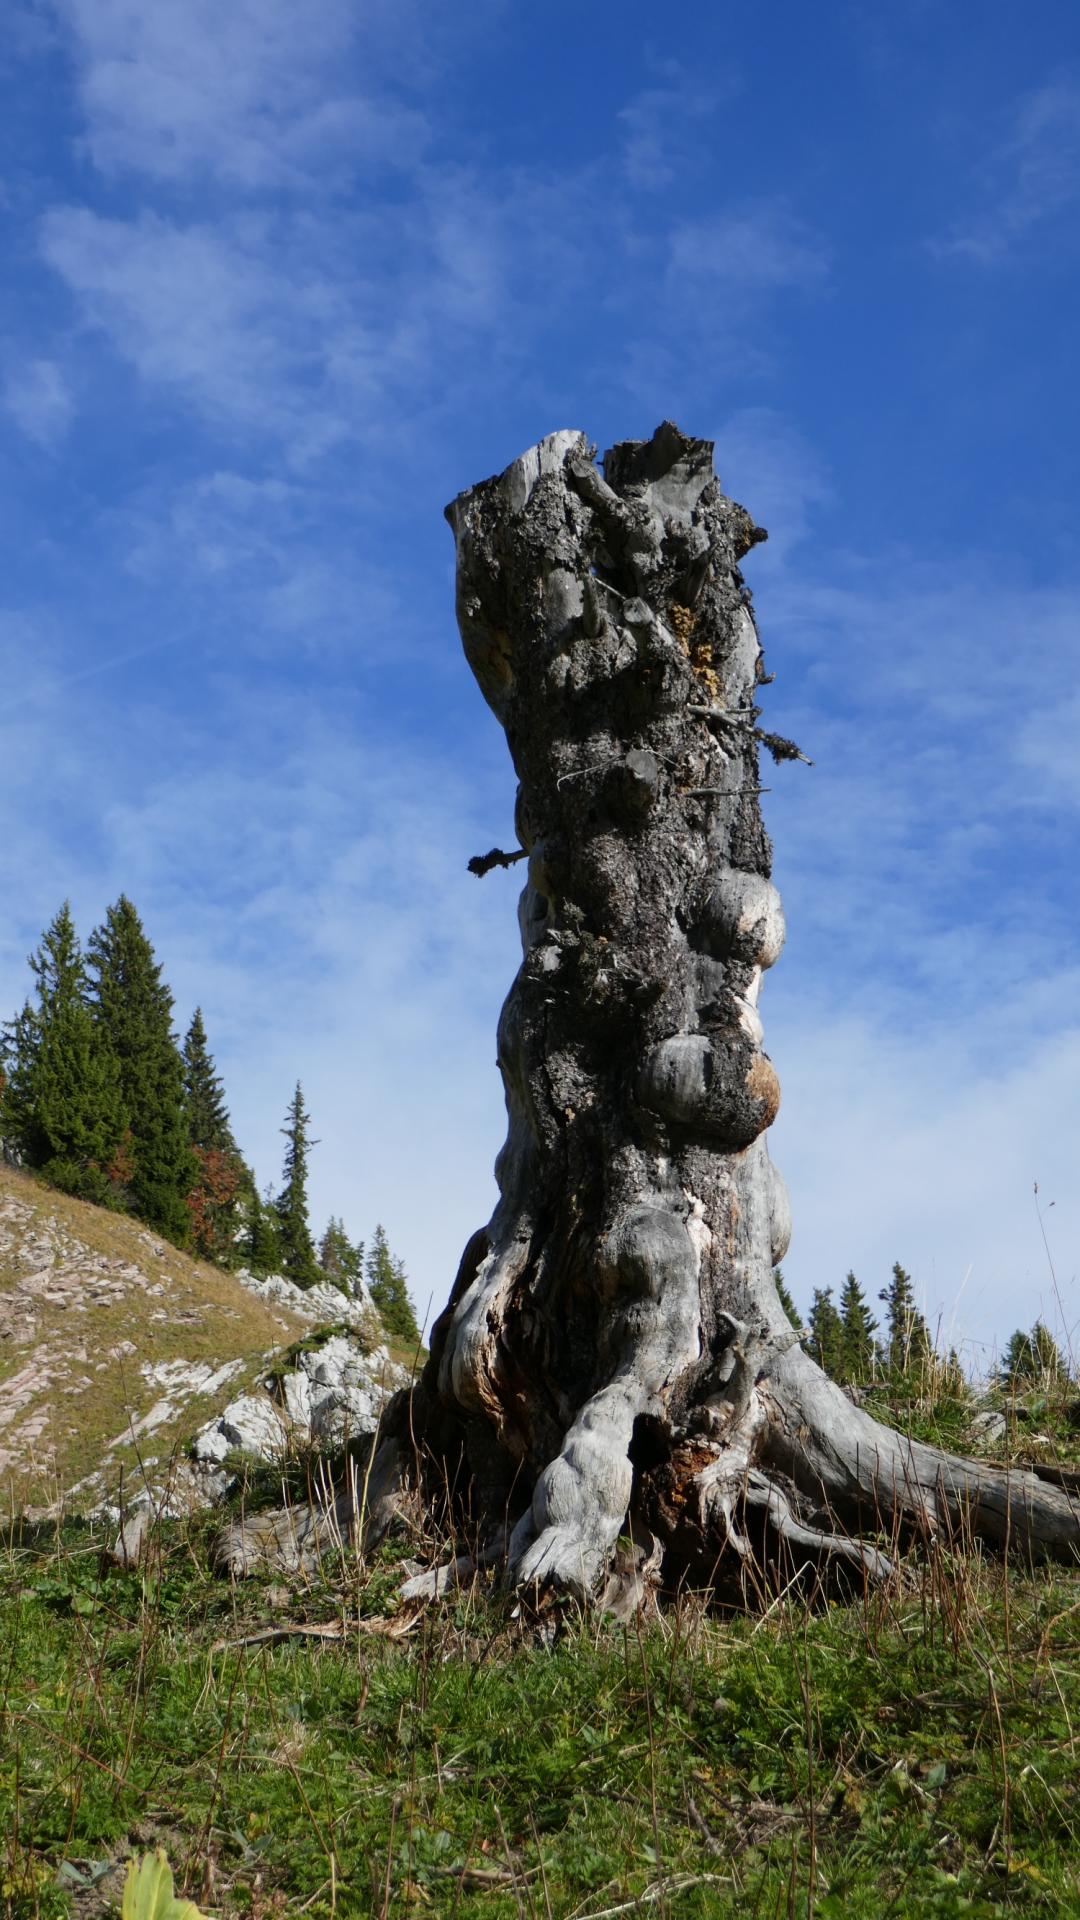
[2,0,1079,1366]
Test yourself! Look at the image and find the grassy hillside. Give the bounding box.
[0,1163,309,1516]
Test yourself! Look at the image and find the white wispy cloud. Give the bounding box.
[934,74,1080,263]
[669,206,830,292]
[769,994,1080,1367]
[617,60,739,189]
[40,206,355,448]
[2,354,74,446]
[712,407,832,564]
[720,442,1080,1354]
[63,0,428,188]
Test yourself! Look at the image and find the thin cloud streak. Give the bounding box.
[933,74,1080,263]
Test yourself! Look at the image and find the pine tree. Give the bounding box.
[878,1262,932,1378]
[0,904,128,1201]
[805,1286,844,1379]
[87,896,197,1243]
[274,1082,321,1288]
[1001,1321,1067,1389]
[366,1224,420,1344]
[774,1268,803,1334]
[838,1271,878,1385]
[318,1216,364,1295]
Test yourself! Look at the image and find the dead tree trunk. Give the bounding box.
[220,424,1080,1600]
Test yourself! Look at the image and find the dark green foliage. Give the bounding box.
[366,1223,420,1344]
[838,1270,878,1385]
[86,897,197,1244]
[805,1285,843,1378]
[182,1008,246,1262]
[0,904,128,1202]
[0,999,40,1161]
[318,1216,364,1295]
[181,1007,237,1155]
[773,1267,803,1334]
[242,1185,284,1277]
[1001,1320,1068,1388]
[879,1261,933,1378]
[273,1082,321,1288]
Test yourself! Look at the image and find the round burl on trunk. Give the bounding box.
[216,424,1080,1600]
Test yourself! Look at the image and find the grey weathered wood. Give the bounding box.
[217,423,1080,1598]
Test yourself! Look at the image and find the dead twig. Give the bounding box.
[468,847,528,878]
[209,1615,420,1654]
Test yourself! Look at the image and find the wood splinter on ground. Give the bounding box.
[217,422,1080,1605]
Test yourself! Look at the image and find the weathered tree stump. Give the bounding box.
[220,424,1080,1603]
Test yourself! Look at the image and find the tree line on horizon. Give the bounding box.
[776,1264,1072,1393]
[0,898,420,1345]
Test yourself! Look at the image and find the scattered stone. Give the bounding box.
[109,1504,152,1569]
[970,1410,1008,1445]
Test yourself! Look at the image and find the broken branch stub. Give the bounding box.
[217,422,1080,1597]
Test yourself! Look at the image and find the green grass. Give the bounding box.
[2,1505,1080,1920]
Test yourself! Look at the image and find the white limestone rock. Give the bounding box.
[193,1390,288,1463]
[189,1335,409,1467]
[232,1267,380,1336]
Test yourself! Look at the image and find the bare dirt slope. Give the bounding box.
[0,1164,309,1515]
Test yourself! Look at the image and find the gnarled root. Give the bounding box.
[213,1358,1080,1602]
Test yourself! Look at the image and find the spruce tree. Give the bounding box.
[182,1008,237,1154]
[274,1083,321,1288]
[838,1271,878,1385]
[318,1216,364,1295]
[0,904,128,1201]
[805,1286,844,1379]
[87,896,196,1243]
[182,1008,244,1263]
[243,1185,284,1277]
[1,998,43,1165]
[878,1262,932,1378]
[1001,1321,1067,1389]
[366,1224,420,1344]
[773,1268,803,1335]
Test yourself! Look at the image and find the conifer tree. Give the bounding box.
[181,1008,244,1263]
[243,1185,284,1277]
[1000,1321,1067,1389]
[366,1224,420,1344]
[274,1082,321,1288]
[0,998,43,1165]
[939,1347,970,1399]
[182,1008,237,1154]
[805,1286,844,1379]
[838,1270,878,1385]
[878,1262,932,1378]
[318,1217,364,1295]
[773,1268,803,1335]
[87,896,196,1243]
[0,904,128,1201]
